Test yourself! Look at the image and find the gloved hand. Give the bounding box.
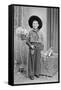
[31,45,35,49]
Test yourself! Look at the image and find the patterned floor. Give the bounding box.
[14,71,58,84]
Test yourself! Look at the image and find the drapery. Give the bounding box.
[47,8,59,53]
[14,6,29,71]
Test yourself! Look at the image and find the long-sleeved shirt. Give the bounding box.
[26,29,44,50]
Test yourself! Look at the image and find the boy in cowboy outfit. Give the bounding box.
[26,15,44,80]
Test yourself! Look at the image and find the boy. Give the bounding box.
[26,15,44,80]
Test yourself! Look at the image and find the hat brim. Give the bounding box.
[28,15,42,29]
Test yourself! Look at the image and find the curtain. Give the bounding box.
[47,8,59,53]
[14,6,28,70]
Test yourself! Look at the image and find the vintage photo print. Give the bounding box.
[14,5,59,85]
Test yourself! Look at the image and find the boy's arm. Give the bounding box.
[40,32,44,50]
[26,32,33,48]
[26,39,32,48]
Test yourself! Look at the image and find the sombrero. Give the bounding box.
[28,15,42,29]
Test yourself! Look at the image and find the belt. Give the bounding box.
[30,42,42,48]
[30,42,41,44]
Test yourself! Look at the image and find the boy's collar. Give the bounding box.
[32,29,39,33]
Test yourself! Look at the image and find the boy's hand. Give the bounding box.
[31,45,35,49]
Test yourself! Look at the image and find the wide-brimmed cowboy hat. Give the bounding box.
[28,15,42,29]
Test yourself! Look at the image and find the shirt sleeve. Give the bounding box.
[40,32,44,50]
[40,32,44,44]
[26,31,32,48]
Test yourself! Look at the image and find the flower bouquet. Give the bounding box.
[16,26,28,40]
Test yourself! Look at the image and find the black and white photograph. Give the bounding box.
[9,4,60,85]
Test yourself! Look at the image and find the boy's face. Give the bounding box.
[32,20,39,30]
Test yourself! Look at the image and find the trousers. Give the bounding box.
[28,42,43,77]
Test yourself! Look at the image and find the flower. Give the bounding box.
[16,26,28,40]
